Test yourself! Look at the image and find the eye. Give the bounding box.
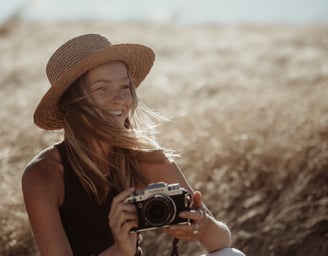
[94,85,108,93]
[98,86,107,91]
[122,84,130,90]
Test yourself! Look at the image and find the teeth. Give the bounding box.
[109,110,123,116]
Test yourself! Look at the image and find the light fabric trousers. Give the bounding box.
[201,248,246,256]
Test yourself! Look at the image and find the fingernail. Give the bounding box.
[179,212,187,217]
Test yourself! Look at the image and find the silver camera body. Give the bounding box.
[125,182,191,232]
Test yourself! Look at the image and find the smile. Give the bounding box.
[108,110,124,117]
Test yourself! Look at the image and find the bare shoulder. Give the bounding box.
[139,151,193,192]
[22,144,63,181]
[22,144,64,207]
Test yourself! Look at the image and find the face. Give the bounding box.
[84,61,133,126]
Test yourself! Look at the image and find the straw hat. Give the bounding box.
[33,33,155,130]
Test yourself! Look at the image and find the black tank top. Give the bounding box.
[56,141,118,256]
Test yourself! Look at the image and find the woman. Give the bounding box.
[22,34,235,256]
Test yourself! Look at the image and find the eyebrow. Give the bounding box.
[89,77,130,86]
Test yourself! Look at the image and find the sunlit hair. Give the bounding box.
[59,65,175,204]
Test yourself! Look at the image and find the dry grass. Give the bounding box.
[0,20,327,256]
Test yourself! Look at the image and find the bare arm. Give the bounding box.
[140,158,232,252]
[22,149,73,256]
[22,147,138,256]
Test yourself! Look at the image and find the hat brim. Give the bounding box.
[34,44,154,130]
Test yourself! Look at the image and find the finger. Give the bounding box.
[111,215,139,238]
[191,190,202,209]
[115,221,138,243]
[111,187,135,208]
[165,223,198,235]
[179,209,205,221]
[109,204,133,225]
[121,219,139,233]
[116,202,138,214]
[163,225,199,241]
[109,187,135,220]
[109,205,137,228]
[119,210,138,225]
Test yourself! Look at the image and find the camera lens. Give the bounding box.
[142,194,176,227]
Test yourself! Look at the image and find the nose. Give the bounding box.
[110,90,126,104]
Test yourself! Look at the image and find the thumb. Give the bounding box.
[191,190,203,209]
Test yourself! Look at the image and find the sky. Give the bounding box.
[1,0,328,24]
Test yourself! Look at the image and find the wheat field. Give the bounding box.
[0,20,327,256]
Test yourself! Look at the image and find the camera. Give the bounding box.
[125,182,191,232]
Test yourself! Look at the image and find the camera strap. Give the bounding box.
[170,238,180,256]
[135,233,143,256]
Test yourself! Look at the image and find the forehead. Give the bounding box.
[86,61,128,82]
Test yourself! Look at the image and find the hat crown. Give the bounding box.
[46,34,112,85]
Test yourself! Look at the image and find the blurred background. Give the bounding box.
[1,0,328,24]
[0,1,327,256]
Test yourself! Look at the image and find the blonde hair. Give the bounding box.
[59,70,173,204]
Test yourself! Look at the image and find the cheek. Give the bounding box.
[125,92,134,107]
[92,95,107,107]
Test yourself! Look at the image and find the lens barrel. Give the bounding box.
[142,194,177,227]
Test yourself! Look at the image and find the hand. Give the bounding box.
[163,191,208,241]
[108,187,138,255]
